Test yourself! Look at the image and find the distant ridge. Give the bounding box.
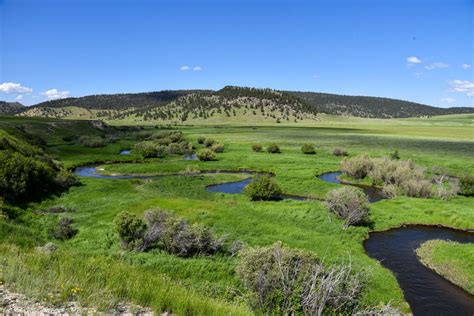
[14,86,474,122]
[0,101,24,115]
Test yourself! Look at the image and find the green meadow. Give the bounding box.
[1,114,473,314]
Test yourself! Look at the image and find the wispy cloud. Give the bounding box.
[15,95,23,101]
[407,56,422,65]
[180,65,190,71]
[41,88,70,100]
[193,66,202,71]
[440,97,455,103]
[0,82,33,94]
[462,63,471,69]
[449,80,474,97]
[425,62,449,70]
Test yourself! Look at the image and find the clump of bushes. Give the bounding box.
[197,136,205,144]
[333,148,348,156]
[78,135,105,148]
[267,143,281,154]
[301,143,316,154]
[49,217,78,240]
[325,187,370,229]
[244,175,282,201]
[211,143,225,153]
[134,141,167,158]
[133,131,193,159]
[114,210,224,257]
[342,155,460,199]
[251,144,263,152]
[237,242,366,315]
[203,138,216,148]
[197,148,216,161]
[459,175,474,196]
[390,149,400,160]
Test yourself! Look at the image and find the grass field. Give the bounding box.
[416,240,474,294]
[1,114,473,314]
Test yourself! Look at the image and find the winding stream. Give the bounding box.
[365,226,474,315]
[74,165,474,314]
[318,171,386,203]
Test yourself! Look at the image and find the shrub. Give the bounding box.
[128,210,224,256]
[78,136,105,148]
[197,136,205,144]
[134,141,166,158]
[55,169,80,189]
[325,187,370,229]
[114,212,146,250]
[267,143,281,154]
[47,206,76,213]
[244,175,282,201]
[237,242,366,315]
[301,143,316,154]
[341,155,373,179]
[49,217,78,240]
[251,144,263,152]
[333,148,348,156]
[197,148,216,161]
[203,138,216,147]
[0,151,57,204]
[459,175,474,196]
[398,179,432,198]
[211,143,225,153]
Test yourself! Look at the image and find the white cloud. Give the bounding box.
[41,88,70,100]
[440,97,455,103]
[0,82,33,94]
[407,56,422,65]
[449,80,474,97]
[180,65,190,71]
[425,62,449,70]
[15,95,23,101]
[462,63,471,69]
[193,66,202,71]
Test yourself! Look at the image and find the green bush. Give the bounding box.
[237,242,366,315]
[134,141,167,158]
[118,210,224,257]
[197,149,216,161]
[197,136,205,144]
[301,143,316,154]
[203,138,216,147]
[244,175,282,201]
[341,155,373,179]
[251,144,263,152]
[78,136,105,148]
[0,151,57,204]
[460,175,474,196]
[114,212,146,250]
[211,143,225,153]
[49,217,78,241]
[266,143,281,154]
[325,187,370,229]
[390,149,400,160]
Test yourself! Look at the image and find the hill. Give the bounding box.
[16,86,474,123]
[288,91,474,118]
[0,101,24,115]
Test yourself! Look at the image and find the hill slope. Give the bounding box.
[16,86,474,123]
[0,101,24,115]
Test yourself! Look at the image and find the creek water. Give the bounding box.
[364,226,474,315]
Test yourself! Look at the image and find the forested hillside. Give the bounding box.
[0,101,24,115]
[288,91,474,118]
[12,86,474,122]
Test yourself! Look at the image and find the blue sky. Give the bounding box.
[0,0,472,107]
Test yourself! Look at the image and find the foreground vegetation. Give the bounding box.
[416,240,474,295]
[0,114,473,314]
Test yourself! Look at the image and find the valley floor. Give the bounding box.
[0,115,473,314]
